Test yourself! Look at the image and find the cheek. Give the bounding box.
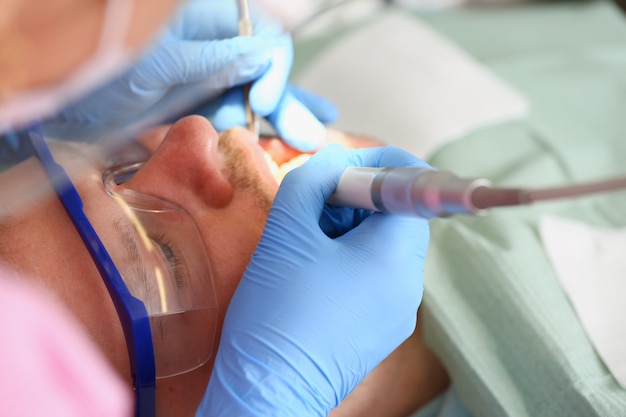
[14,215,132,383]
[198,210,265,314]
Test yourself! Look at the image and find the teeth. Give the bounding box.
[264,151,312,183]
[263,151,281,180]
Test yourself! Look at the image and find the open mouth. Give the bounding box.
[263,151,312,183]
[257,128,382,183]
[258,136,313,184]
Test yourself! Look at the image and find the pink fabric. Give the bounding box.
[0,265,132,417]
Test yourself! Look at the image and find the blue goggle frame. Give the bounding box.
[27,123,156,417]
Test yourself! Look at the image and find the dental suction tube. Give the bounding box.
[327,167,491,218]
[327,166,626,219]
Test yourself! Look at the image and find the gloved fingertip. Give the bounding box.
[281,142,347,186]
[267,95,328,152]
[309,142,346,161]
[287,85,339,124]
[280,120,327,152]
[318,102,339,125]
[212,88,248,131]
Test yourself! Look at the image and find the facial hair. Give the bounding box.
[217,131,274,214]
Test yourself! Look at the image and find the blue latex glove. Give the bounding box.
[211,83,338,151]
[41,0,333,150]
[196,145,430,417]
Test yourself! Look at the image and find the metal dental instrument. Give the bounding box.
[328,166,626,219]
[237,0,261,138]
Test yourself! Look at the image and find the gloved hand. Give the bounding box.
[41,0,335,150]
[196,145,430,417]
[211,83,338,151]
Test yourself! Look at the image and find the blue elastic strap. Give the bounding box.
[27,123,156,417]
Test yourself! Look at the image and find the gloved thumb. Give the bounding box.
[273,144,348,222]
[211,85,337,152]
[288,85,338,125]
[210,87,247,131]
[266,91,328,151]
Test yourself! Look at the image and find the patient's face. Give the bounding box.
[0,116,281,416]
[0,115,380,417]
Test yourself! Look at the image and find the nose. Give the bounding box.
[123,115,234,209]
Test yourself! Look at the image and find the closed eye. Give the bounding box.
[153,233,186,290]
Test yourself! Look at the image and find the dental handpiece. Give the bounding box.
[237,0,261,138]
[327,167,626,219]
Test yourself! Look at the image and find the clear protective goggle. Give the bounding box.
[26,123,218,417]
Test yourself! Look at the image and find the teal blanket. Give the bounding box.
[420,1,626,415]
[294,1,626,415]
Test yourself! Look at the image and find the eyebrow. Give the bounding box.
[113,217,154,305]
[112,217,167,342]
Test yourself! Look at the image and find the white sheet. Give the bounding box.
[539,215,626,389]
[294,9,529,159]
